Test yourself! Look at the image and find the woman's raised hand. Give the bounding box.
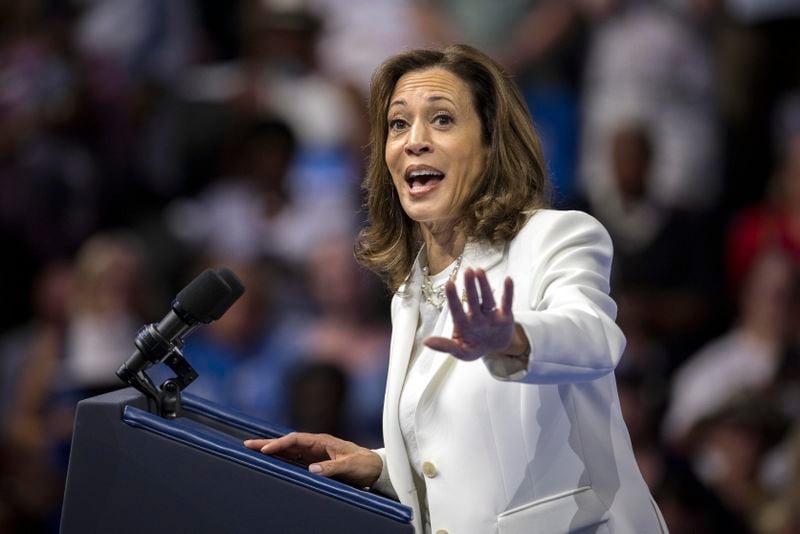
[244,432,383,488]
[425,268,527,361]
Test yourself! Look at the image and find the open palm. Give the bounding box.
[424,268,516,361]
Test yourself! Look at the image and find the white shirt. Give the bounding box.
[398,262,457,532]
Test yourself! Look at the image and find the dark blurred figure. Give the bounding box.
[0,1,101,334]
[410,0,588,205]
[0,231,157,533]
[665,248,798,444]
[149,257,305,423]
[579,0,720,213]
[727,93,800,293]
[288,362,348,438]
[711,1,800,212]
[617,370,750,534]
[759,428,800,533]
[581,121,723,369]
[688,394,789,532]
[653,451,753,534]
[0,261,73,534]
[165,118,305,262]
[297,235,390,447]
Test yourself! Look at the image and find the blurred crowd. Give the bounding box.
[0,0,799,532]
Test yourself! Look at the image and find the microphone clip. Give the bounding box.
[118,323,199,418]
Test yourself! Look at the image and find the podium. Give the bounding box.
[60,388,413,533]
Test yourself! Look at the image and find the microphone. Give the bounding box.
[116,268,245,384]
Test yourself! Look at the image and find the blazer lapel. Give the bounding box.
[382,249,423,513]
[385,269,421,423]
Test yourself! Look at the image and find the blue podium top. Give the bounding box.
[122,395,412,525]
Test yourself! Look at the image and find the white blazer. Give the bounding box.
[374,210,667,534]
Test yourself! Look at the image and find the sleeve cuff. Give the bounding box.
[369,448,397,499]
[483,351,530,381]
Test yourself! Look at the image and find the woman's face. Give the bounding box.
[385,67,487,227]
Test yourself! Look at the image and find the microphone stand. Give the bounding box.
[117,325,199,419]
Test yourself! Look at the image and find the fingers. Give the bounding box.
[308,450,384,488]
[444,281,467,324]
[308,456,353,477]
[257,432,301,454]
[476,269,497,311]
[245,432,319,458]
[243,438,273,450]
[463,269,481,312]
[501,277,514,315]
[424,336,465,358]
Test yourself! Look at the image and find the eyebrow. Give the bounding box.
[388,95,456,109]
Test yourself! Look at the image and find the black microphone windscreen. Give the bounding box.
[208,268,246,320]
[175,269,233,323]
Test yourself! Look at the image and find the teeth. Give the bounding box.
[408,170,443,178]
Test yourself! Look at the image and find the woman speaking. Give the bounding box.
[245,44,667,534]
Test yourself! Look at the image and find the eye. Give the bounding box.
[389,118,408,132]
[434,114,453,126]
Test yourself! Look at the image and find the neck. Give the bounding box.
[420,221,466,274]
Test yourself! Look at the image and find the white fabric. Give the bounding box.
[377,209,666,534]
[165,179,353,263]
[400,263,456,481]
[397,264,456,532]
[580,5,719,211]
[663,328,780,441]
[63,312,139,387]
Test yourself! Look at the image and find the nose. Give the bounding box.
[405,123,432,156]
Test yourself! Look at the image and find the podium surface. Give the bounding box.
[61,388,413,533]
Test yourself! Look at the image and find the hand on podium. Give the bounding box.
[245,433,382,489]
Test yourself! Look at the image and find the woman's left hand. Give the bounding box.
[425,268,526,361]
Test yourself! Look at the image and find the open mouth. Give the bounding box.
[405,165,445,195]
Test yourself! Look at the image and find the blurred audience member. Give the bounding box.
[288,362,349,437]
[151,258,306,424]
[0,262,73,431]
[167,119,354,266]
[617,368,751,533]
[0,2,101,261]
[664,248,798,443]
[166,118,314,262]
[297,235,390,447]
[582,121,720,365]
[311,0,422,93]
[180,0,361,198]
[411,0,587,205]
[1,231,156,533]
[0,261,72,533]
[689,393,789,531]
[759,427,800,533]
[727,93,800,292]
[60,232,158,392]
[580,0,720,211]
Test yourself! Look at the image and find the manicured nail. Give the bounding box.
[309,464,322,473]
[243,440,252,445]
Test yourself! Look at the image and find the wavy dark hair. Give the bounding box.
[355,44,550,292]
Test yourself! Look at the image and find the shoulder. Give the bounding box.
[512,209,612,250]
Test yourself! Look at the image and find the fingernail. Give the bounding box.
[309,464,322,473]
[243,439,252,445]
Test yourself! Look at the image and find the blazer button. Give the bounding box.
[422,461,438,478]
[435,530,449,534]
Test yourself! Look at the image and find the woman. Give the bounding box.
[245,44,666,534]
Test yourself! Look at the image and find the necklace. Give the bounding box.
[421,254,463,310]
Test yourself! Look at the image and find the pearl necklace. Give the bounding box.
[420,254,464,310]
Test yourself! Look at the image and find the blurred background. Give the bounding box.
[0,0,799,532]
